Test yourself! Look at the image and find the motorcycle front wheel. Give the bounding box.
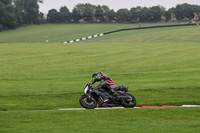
[79,95,97,109]
[120,94,136,108]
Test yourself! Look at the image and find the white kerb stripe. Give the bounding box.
[181,105,200,107]
[63,33,104,44]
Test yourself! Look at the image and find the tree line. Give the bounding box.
[1,1,200,32]
[0,0,43,31]
[47,3,200,23]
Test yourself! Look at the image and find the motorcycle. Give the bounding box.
[79,79,136,109]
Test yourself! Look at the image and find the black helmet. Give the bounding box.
[92,72,103,79]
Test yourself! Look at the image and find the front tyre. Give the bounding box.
[120,94,136,108]
[79,95,97,109]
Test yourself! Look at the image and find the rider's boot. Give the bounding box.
[101,93,109,102]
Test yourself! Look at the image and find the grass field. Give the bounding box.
[1,108,200,133]
[0,22,185,43]
[0,23,200,132]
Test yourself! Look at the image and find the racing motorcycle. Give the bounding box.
[79,80,136,109]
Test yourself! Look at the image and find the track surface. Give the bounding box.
[81,27,196,43]
[81,34,132,43]
[58,105,200,110]
[81,32,151,43]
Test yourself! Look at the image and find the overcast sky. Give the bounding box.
[39,0,200,13]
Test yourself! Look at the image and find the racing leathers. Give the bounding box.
[92,75,117,102]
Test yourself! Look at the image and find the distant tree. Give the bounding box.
[0,23,3,31]
[184,4,196,20]
[107,9,115,22]
[59,6,71,23]
[47,9,60,23]
[13,0,23,25]
[95,5,104,22]
[159,6,166,16]
[0,0,11,5]
[174,4,185,21]
[0,0,18,30]
[185,4,195,20]
[23,0,40,24]
[101,5,110,13]
[0,0,43,31]
[71,8,81,23]
[192,5,200,13]
[165,7,175,21]
[116,8,130,23]
[83,3,96,22]
[73,3,96,22]
[137,7,149,22]
[39,12,44,19]
[38,0,43,3]
[192,5,200,20]
[101,5,111,22]
[148,6,163,21]
[38,12,46,23]
[174,3,198,21]
[13,0,40,24]
[130,8,137,21]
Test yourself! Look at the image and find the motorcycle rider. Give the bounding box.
[92,72,117,102]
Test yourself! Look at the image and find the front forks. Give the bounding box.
[87,91,96,101]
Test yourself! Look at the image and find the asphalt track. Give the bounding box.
[58,105,200,111]
[63,23,196,43]
[81,34,132,43]
[81,32,153,43]
[81,28,193,43]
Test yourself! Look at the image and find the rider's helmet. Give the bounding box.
[92,72,103,79]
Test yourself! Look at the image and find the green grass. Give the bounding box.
[1,108,200,133]
[0,23,141,43]
[83,25,199,43]
[0,24,200,132]
[0,41,200,110]
[0,23,184,43]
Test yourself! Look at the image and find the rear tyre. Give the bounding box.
[120,94,136,108]
[79,95,97,109]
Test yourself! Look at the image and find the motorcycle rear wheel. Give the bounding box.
[79,95,97,109]
[120,94,136,108]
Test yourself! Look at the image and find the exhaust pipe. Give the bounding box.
[117,95,131,99]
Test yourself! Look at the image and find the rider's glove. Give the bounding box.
[92,79,97,84]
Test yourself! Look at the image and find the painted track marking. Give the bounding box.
[58,105,200,110]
